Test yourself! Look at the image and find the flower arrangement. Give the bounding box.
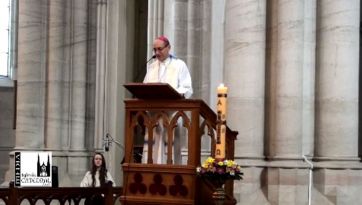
[196,157,243,181]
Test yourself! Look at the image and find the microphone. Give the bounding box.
[146,55,156,64]
[103,133,124,152]
[104,133,111,152]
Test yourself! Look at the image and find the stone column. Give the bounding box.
[16,0,47,149]
[95,0,108,149]
[147,0,164,59]
[168,0,187,59]
[185,0,203,98]
[209,0,225,108]
[69,0,88,151]
[46,0,65,150]
[267,0,304,159]
[104,0,134,185]
[224,0,266,159]
[302,0,316,156]
[315,0,360,160]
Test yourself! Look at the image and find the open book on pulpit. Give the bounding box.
[124,82,183,99]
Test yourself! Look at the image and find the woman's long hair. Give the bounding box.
[91,152,107,187]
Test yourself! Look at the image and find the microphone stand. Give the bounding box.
[145,55,156,64]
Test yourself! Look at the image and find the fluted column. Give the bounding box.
[16,0,47,149]
[302,0,316,156]
[185,0,203,98]
[199,0,212,101]
[95,0,108,149]
[267,0,304,159]
[315,0,360,160]
[69,0,88,150]
[224,0,266,159]
[46,0,65,150]
[168,0,187,60]
[147,0,164,59]
[209,0,225,107]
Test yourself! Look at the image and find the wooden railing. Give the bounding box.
[0,182,122,205]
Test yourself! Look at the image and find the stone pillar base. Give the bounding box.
[233,163,362,205]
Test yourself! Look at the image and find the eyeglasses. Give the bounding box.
[153,44,169,53]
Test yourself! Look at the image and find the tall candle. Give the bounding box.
[215,83,227,160]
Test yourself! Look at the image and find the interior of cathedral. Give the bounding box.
[0,0,362,204]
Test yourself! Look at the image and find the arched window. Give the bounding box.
[0,0,16,84]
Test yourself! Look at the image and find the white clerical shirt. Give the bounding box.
[143,56,193,98]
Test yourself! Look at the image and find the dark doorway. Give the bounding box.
[133,0,148,82]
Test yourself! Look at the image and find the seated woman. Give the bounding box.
[80,152,115,187]
[80,152,115,205]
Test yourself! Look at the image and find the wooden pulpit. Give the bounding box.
[120,83,238,205]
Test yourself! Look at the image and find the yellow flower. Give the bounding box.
[206,157,214,164]
[226,160,234,167]
[217,161,224,166]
